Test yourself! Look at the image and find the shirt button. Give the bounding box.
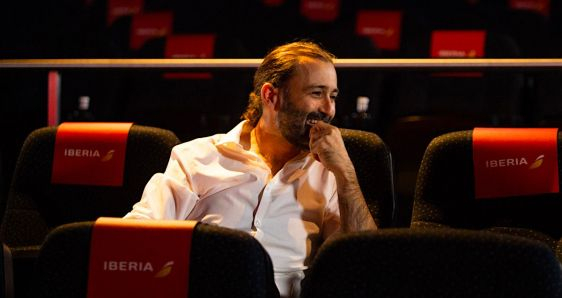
[255,219,262,226]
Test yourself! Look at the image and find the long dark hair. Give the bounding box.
[241,41,336,127]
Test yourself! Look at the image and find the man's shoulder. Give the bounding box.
[173,134,223,154]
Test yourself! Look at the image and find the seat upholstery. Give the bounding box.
[301,228,562,298]
[1,243,14,298]
[384,115,490,226]
[556,238,562,260]
[32,221,279,298]
[0,124,180,249]
[411,130,562,250]
[340,128,396,227]
[0,124,180,298]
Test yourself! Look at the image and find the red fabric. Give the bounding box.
[129,12,173,50]
[51,122,132,186]
[300,0,340,22]
[107,0,143,26]
[263,0,285,6]
[356,10,402,51]
[164,34,216,79]
[509,0,550,16]
[430,30,486,77]
[473,128,559,199]
[431,30,486,58]
[87,217,196,298]
[165,35,215,59]
[48,71,60,126]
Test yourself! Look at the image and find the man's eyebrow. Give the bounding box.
[305,85,339,93]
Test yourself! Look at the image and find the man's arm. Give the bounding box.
[309,121,377,232]
[124,148,199,220]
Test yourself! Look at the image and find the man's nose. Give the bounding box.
[318,96,335,117]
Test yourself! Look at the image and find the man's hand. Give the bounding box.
[308,121,378,232]
[308,121,352,175]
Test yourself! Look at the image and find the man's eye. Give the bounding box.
[312,91,322,97]
[330,94,338,101]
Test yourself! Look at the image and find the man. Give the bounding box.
[125,41,377,297]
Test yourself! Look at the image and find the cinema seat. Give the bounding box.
[411,129,562,255]
[1,244,13,298]
[0,123,180,297]
[301,228,562,298]
[556,238,562,260]
[340,129,396,227]
[1,123,180,248]
[32,221,279,298]
[384,115,489,226]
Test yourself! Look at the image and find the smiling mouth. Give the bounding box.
[305,112,331,126]
[306,119,319,126]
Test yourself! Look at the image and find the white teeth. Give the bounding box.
[306,119,318,126]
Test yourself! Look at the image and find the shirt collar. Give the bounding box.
[216,120,248,147]
[216,120,320,175]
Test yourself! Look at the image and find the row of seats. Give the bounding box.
[2,0,562,59]
[3,67,561,231]
[51,66,562,230]
[4,222,562,298]
[1,122,562,297]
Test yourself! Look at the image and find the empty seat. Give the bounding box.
[353,3,430,59]
[355,10,403,54]
[32,219,279,298]
[412,128,562,253]
[382,29,525,225]
[390,29,523,122]
[301,228,562,298]
[0,123,180,297]
[1,123,180,249]
[384,115,490,226]
[492,0,552,57]
[129,11,174,51]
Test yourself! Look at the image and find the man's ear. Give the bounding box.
[260,83,279,110]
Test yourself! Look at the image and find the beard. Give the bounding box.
[277,94,332,151]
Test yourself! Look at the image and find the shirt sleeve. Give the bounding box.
[124,148,199,220]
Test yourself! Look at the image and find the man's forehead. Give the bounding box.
[292,58,337,88]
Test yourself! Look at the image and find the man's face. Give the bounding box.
[276,58,338,150]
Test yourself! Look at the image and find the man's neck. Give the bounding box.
[250,122,302,175]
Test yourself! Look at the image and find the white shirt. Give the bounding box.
[124,121,341,297]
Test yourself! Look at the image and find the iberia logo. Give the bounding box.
[437,49,477,58]
[100,150,115,162]
[63,148,115,162]
[154,261,174,278]
[102,260,174,278]
[359,26,395,37]
[529,154,544,169]
[484,155,545,169]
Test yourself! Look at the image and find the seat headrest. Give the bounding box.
[87,218,197,298]
[52,122,133,186]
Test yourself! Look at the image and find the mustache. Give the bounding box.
[305,113,332,126]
